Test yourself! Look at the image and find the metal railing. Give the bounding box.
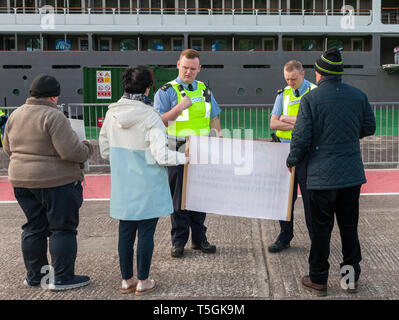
[0,7,374,27]
[0,7,373,16]
[1,102,399,172]
[382,7,399,24]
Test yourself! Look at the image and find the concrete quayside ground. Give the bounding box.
[1,171,399,303]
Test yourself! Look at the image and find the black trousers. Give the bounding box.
[168,164,207,247]
[118,218,158,281]
[277,158,312,244]
[14,182,83,284]
[308,185,362,285]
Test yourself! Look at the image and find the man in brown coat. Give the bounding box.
[3,74,93,291]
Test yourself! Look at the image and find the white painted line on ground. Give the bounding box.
[2,193,399,205]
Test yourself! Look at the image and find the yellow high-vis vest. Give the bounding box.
[0,109,5,147]
[276,83,317,140]
[166,80,211,137]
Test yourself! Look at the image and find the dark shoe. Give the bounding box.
[171,245,184,258]
[267,241,290,253]
[191,241,216,254]
[23,279,41,288]
[301,275,327,297]
[48,275,90,291]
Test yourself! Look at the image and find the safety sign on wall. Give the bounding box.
[97,71,112,99]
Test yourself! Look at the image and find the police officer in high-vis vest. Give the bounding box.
[0,109,8,148]
[268,60,317,253]
[154,49,221,258]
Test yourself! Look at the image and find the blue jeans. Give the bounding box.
[118,218,158,280]
[14,182,83,284]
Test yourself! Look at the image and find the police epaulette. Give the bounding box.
[161,84,172,91]
[277,89,283,94]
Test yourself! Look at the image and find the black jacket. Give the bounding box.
[286,76,376,190]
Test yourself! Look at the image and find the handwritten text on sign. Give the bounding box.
[184,136,293,221]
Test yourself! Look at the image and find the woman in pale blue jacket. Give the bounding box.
[99,66,187,295]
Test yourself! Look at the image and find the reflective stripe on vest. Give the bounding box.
[276,83,317,141]
[166,80,211,137]
[0,109,4,146]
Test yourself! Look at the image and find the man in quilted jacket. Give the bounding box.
[286,47,376,296]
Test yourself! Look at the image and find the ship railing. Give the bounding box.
[1,102,398,170]
[382,7,399,24]
[0,6,372,17]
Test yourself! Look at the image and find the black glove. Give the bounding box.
[0,115,6,127]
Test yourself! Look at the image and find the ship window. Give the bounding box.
[12,89,20,96]
[120,39,137,51]
[238,39,255,51]
[199,0,211,10]
[151,0,161,9]
[55,39,71,51]
[3,65,32,69]
[256,88,263,95]
[255,0,266,9]
[290,0,303,14]
[98,38,112,51]
[190,38,204,51]
[262,38,275,51]
[201,65,224,68]
[77,88,84,95]
[101,65,129,67]
[333,0,344,10]
[25,38,40,51]
[282,38,294,51]
[171,38,184,51]
[327,39,344,51]
[351,38,364,51]
[148,39,164,51]
[164,0,175,9]
[212,39,227,51]
[155,65,176,69]
[3,37,15,51]
[79,38,89,51]
[302,39,318,51]
[213,0,223,9]
[243,65,271,68]
[237,88,245,96]
[304,0,314,11]
[52,65,81,69]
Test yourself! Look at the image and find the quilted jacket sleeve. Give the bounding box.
[360,95,376,139]
[286,95,313,168]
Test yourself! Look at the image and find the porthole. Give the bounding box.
[237,88,245,96]
[77,88,84,95]
[256,88,263,95]
[12,89,20,95]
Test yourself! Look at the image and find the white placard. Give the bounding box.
[97,70,112,99]
[69,119,86,141]
[69,119,89,171]
[183,136,294,221]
